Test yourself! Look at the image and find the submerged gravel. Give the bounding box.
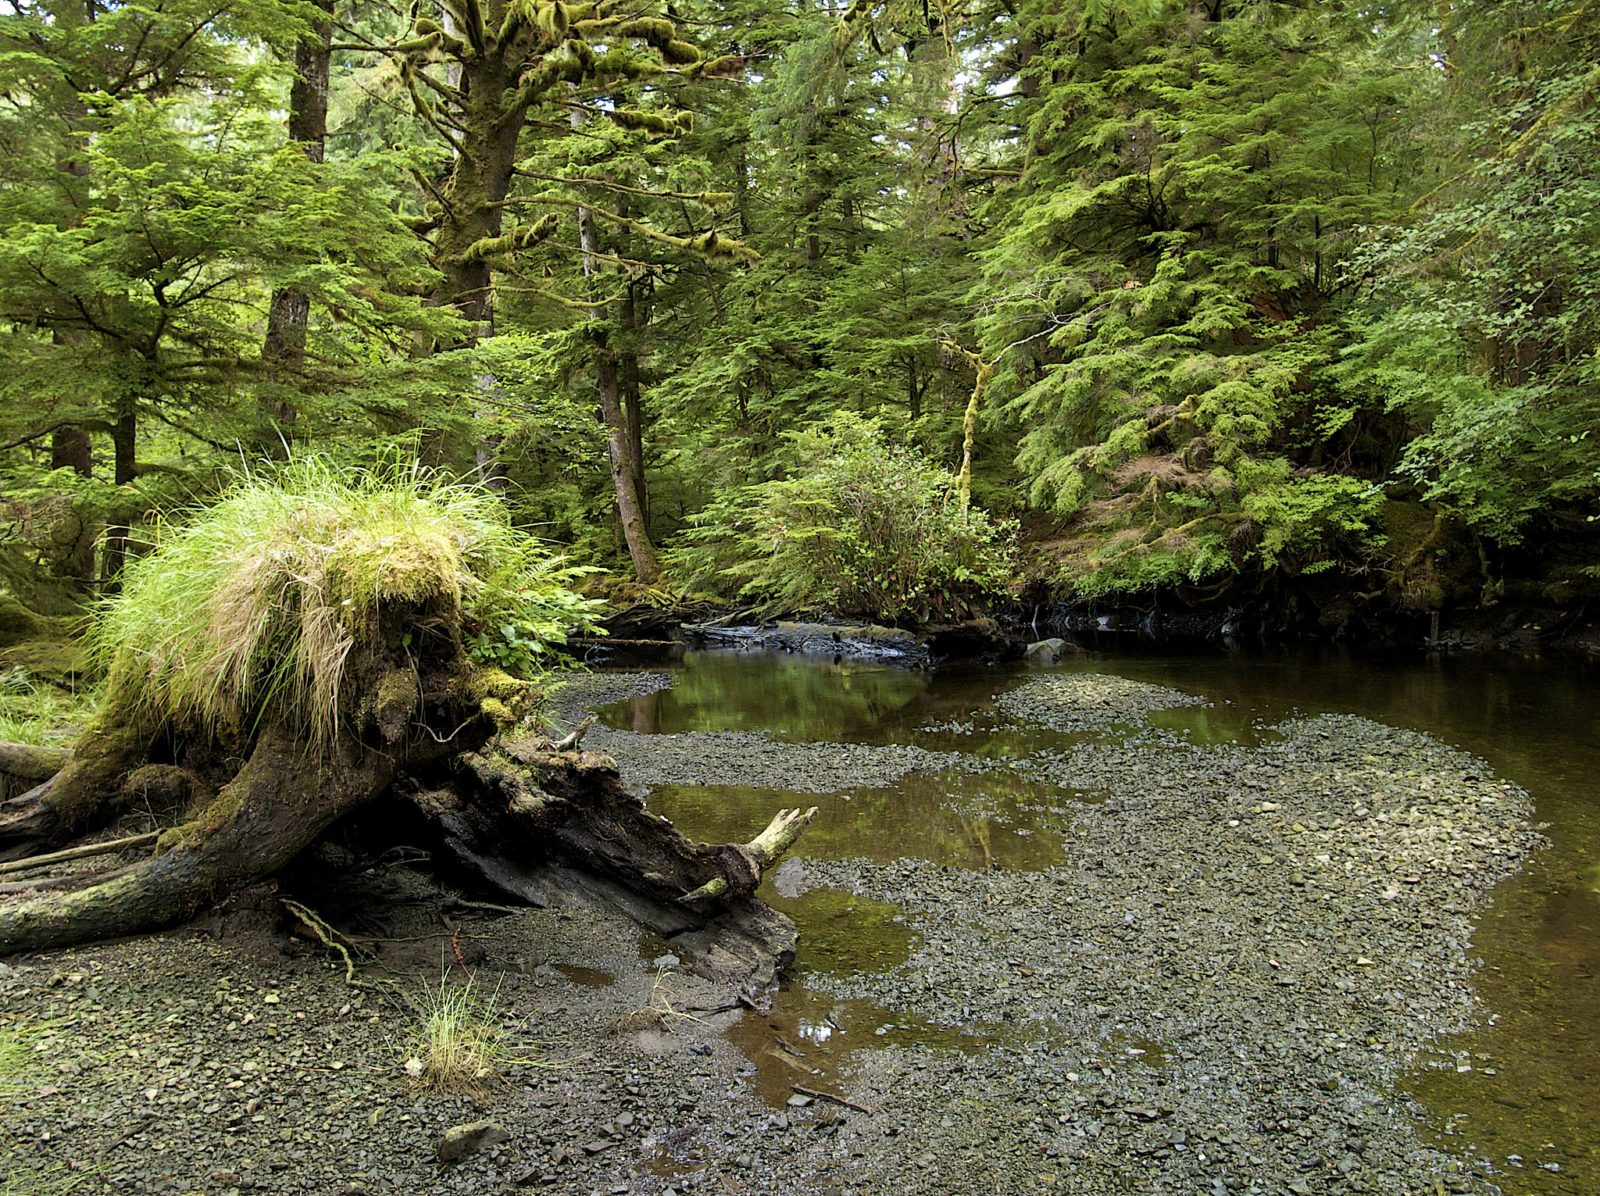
[796,713,1541,1193]
[0,664,1543,1195]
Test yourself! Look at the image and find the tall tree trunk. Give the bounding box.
[262,0,334,449]
[578,202,659,583]
[261,0,334,449]
[734,140,752,237]
[101,400,136,589]
[49,425,91,477]
[50,92,98,585]
[619,277,648,527]
[49,422,95,585]
[420,50,524,481]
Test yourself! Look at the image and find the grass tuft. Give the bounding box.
[89,457,602,747]
[402,974,507,1094]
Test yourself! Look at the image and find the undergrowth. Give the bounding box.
[0,1021,28,1083]
[89,457,603,746]
[402,973,508,1094]
[0,1022,94,1194]
[0,669,91,746]
[668,414,1016,623]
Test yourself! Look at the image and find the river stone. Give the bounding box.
[996,672,1207,732]
[1023,638,1078,665]
[437,1119,509,1163]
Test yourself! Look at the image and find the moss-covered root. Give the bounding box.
[0,725,394,955]
[0,714,148,859]
[0,741,71,802]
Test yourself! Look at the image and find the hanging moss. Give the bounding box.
[662,39,700,66]
[609,108,681,137]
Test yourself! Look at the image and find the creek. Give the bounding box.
[587,646,1598,1193]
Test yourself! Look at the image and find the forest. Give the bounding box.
[1,4,1598,1193]
[0,0,1596,641]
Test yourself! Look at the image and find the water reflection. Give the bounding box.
[642,771,1073,872]
[603,650,931,742]
[603,646,1598,1190]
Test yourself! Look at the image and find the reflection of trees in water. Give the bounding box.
[620,652,930,742]
[647,772,1064,873]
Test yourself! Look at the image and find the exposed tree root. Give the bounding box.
[0,741,70,801]
[0,712,149,859]
[0,726,395,954]
[0,714,816,987]
[391,740,815,987]
[0,830,159,877]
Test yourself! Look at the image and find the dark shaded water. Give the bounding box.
[598,647,1599,1193]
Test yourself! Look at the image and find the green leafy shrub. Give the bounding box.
[89,458,603,745]
[668,415,1015,622]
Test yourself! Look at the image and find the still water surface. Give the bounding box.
[598,647,1598,1193]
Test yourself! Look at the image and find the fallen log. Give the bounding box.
[0,830,159,877]
[0,740,71,796]
[394,742,816,988]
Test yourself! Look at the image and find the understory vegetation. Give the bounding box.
[0,669,90,747]
[668,416,1013,621]
[0,0,1594,638]
[402,973,510,1095]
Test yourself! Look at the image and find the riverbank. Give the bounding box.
[568,664,1545,1193]
[0,656,1567,1194]
[571,596,1600,673]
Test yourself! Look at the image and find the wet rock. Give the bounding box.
[995,673,1207,733]
[684,621,932,666]
[1023,638,1080,666]
[436,1119,509,1163]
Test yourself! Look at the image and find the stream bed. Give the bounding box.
[574,646,1599,1195]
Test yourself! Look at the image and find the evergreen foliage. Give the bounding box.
[0,0,1594,624]
[668,415,1014,622]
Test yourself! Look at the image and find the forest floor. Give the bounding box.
[0,666,1546,1195]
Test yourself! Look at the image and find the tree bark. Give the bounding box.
[262,0,334,447]
[578,196,659,583]
[403,743,814,986]
[619,281,649,526]
[0,742,71,804]
[0,725,395,954]
[0,706,149,859]
[99,400,137,588]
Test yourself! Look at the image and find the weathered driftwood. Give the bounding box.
[0,590,813,983]
[397,740,816,988]
[0,722,815,985]
[0,830,159,877]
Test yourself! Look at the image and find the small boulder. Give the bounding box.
[438,1119,510,1164]
[1024,637,1078,666]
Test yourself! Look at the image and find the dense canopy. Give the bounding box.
[1,0,1595,628]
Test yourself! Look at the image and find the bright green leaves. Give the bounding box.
[1335,0,1600,570]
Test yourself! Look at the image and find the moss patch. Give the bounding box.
[89,459,587,749]
[0,638,89,686]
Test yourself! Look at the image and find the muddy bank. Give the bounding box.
[0,878,865,1195]
[1036,596,1600,659]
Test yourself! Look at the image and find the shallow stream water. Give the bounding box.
[594,647,1598,1194]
